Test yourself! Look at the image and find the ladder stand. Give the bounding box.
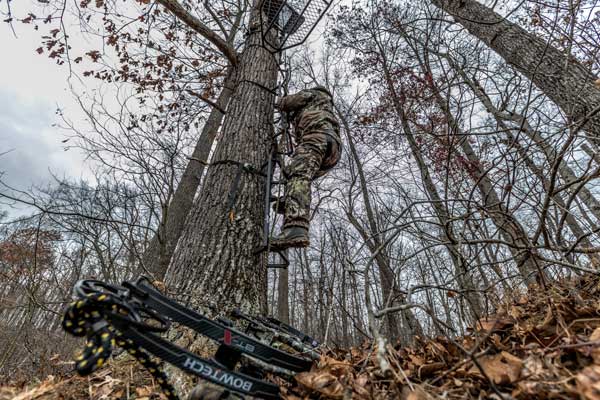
[256,117,293,269]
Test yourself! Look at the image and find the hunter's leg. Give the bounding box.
[283,134,328,230]
[270,134,328,249]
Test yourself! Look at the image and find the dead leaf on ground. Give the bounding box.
[589,327,600,364]
[295,371,344,399]
[318,355,353,377]
[475,318,514,333]
[401,385,432,400]
[351,375,371,399]
[577,365,600,400]
[470,351,523,385]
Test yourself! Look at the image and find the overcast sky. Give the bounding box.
[0,0,337,217]
[0,6,93,216]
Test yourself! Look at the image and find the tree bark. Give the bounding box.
[430,0,600,140]
[164,16,278,315]
[277,266,290,323]
[142,69,234,279]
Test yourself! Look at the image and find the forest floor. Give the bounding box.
[3,275,600,400]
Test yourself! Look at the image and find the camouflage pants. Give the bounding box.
[283,129,341,230]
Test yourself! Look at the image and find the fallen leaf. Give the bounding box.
[476,318,513,333]
[136,386,154,397]
[352,375,371,398]
[401,385,431,400]
[318,355,353,377]
[590,327,600,363]
[296,371,343,399]
[471,351,522,385]
[577,365,600,400]
[418,362,445,378]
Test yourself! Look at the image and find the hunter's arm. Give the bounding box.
[276,90,314,112]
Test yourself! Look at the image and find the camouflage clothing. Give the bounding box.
[276,87,342,230]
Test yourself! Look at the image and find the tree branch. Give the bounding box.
[155,0,238,66]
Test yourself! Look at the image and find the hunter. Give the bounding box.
[270,86,342,250]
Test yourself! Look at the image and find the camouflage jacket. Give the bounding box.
[277,88,340,143]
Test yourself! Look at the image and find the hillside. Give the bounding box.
[3,276,600,400]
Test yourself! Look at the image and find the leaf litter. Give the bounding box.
[4,276,600,399]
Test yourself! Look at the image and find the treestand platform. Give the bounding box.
[260,0,331,52]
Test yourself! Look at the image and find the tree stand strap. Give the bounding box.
[226,164,248,222]
[187,157,265,222]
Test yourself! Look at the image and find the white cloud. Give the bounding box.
[0,88,89,189]
[0,5,92,194]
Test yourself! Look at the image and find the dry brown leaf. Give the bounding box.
[318,355,353,377]
[11,377,64,400]
[521,355,545,379]
[595,79,600,89]
[577,365,600,400]
[471,351,522,385]
[409,354,425,366]
[136,386,155,397]
[476,318,513,333]
[295,371,344,399]
[538,306,555,333]
[429,341,448,356]
[418,362,445,378]
[509,305,523,319]
[352,375,371,399]
[281,393,303,400]
[589,327,600,364]
[401,385,432,400]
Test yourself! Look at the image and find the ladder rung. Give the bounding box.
[267,263,288,269]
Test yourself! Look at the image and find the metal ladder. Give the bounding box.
[255,119,293,269]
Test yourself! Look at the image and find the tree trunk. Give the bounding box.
[430,0,600,140]
[164,16,278,315]
[277,266,290,323]
[142,70,234,279]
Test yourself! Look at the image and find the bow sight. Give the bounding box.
[62,276,319,400]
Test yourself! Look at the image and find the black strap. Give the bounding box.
[226,164,246,221]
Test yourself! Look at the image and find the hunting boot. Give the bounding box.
[270,226,309,250]
[271,196,286,215]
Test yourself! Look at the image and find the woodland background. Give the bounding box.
[1,0,600,397]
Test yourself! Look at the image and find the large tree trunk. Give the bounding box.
[164,15,278,315]
[142,70,234,279]
[430,0,600,140]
